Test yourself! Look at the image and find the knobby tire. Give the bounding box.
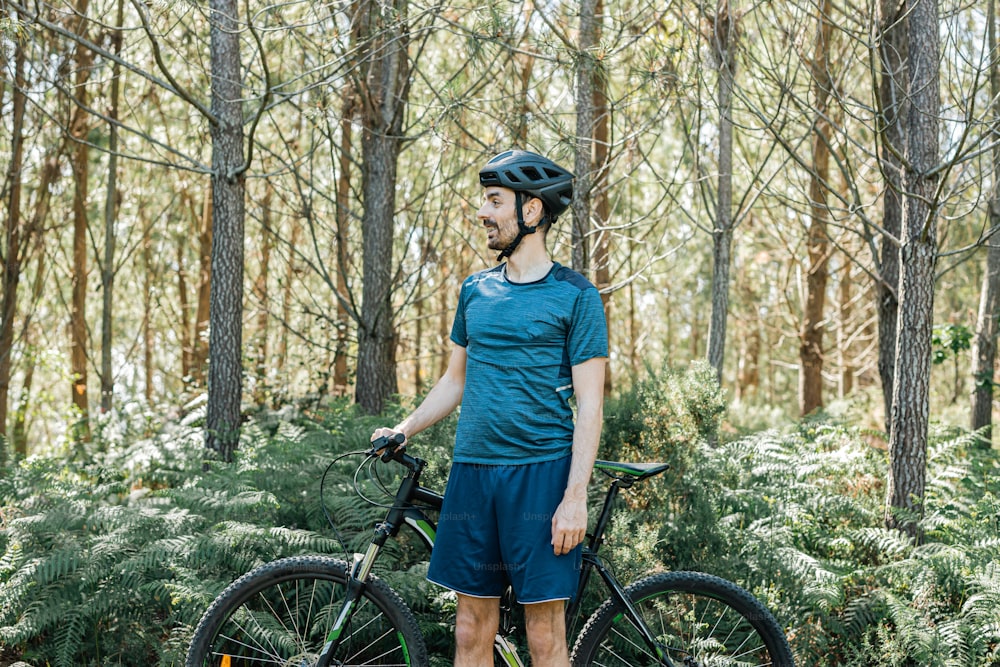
[569,570,795,667]
[186,555,429,667]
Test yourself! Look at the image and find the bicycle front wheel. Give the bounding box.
[186,555,428,667]
[570,571,794,667]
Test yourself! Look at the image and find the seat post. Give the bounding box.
[588,478,625,553]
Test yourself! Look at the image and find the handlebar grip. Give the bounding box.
[372,432,406,462]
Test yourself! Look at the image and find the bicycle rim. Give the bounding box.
[186,556,428,667]
[570,571,795,667]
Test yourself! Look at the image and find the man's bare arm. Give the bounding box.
[371,345,467,443]
[551,356,606,556]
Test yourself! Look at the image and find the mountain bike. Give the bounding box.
[186,434,796,666]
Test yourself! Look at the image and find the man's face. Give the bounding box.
[477,187,539,252]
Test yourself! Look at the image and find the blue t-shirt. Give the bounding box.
[450,262,608,464]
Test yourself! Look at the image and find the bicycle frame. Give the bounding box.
[315,452,439,666]
[569,474,673,666]
[317,450,674,667]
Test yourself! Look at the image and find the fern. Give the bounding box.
[658,419,1000,666]
[0,402,391,665]
[842,591,889,638]
[54,609,86,667]
[3,390,999,665]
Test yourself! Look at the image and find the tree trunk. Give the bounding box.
[354,0,410,415]
[177,233,192,382]
[886,0,939,538]
[333,82,356,397]
[706,0,735,383]
[970,0,1000,446]
[591,0,612,395]
[0,23,28,453]
[192,186,213,387]
[876,0,908,435]
[627,252,639,375]
[205,0,247,459]
[414,258,425,395]
[100,0,124,413]
[69,0,94,442]
[277,219,300,383]
[838,258,855,397]
[356,134,402,414]
[252,186,273,407]
[143,216,154,403]
[438,266,450,378]
[11,154,59,457]
[799,0,834,416]
[571,0,598,275]
[514,51,535,147]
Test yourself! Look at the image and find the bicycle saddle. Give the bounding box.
[594,460,670,481]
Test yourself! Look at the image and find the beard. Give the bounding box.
[484,220,515,251]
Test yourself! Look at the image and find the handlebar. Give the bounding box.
[365,433,439,507]
[370,432,407,462]
[320,432,440,564]
[369,432,428,475]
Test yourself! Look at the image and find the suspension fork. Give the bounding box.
[317,456,428,666]
[314,522,391,667]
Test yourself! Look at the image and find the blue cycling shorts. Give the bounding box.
[426,456,582,604]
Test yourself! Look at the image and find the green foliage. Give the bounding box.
[0,400,431,666]
[601,364,1000,665]
[932,324,973,365]
[3,375,1000,665]
[602,359,728,464]
[691,426,1000,667]
[600,361,730,571]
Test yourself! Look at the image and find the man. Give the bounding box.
[371,149,608,667]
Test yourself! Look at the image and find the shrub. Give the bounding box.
[705,424,1000,666]
[0,401,421,666]
[3,380,1000,666]
[600,360,731,573]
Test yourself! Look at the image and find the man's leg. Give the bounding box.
[454,593,500,667]
[524,600,570,667]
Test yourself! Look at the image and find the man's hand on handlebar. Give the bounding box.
[369,429,408,462]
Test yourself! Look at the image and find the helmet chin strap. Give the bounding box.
[496,192,539,262]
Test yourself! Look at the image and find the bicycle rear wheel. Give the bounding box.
[186,555,428,667]
[570,571,794,667]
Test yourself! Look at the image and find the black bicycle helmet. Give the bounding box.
[479,150,574,260]
[479,150,574,217]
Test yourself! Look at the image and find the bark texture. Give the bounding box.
[876,0,908,434]
[100,0,124,413]
[799,0,834,416]
[885,0,939,537]
[707,0,736,383]
[69,0,93,442]
[0,25,28,453]
[334,79,357,397]
[205,0,247,459]
[572,0,598,275]
[591,0,613,395]
[355,0,410,414]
